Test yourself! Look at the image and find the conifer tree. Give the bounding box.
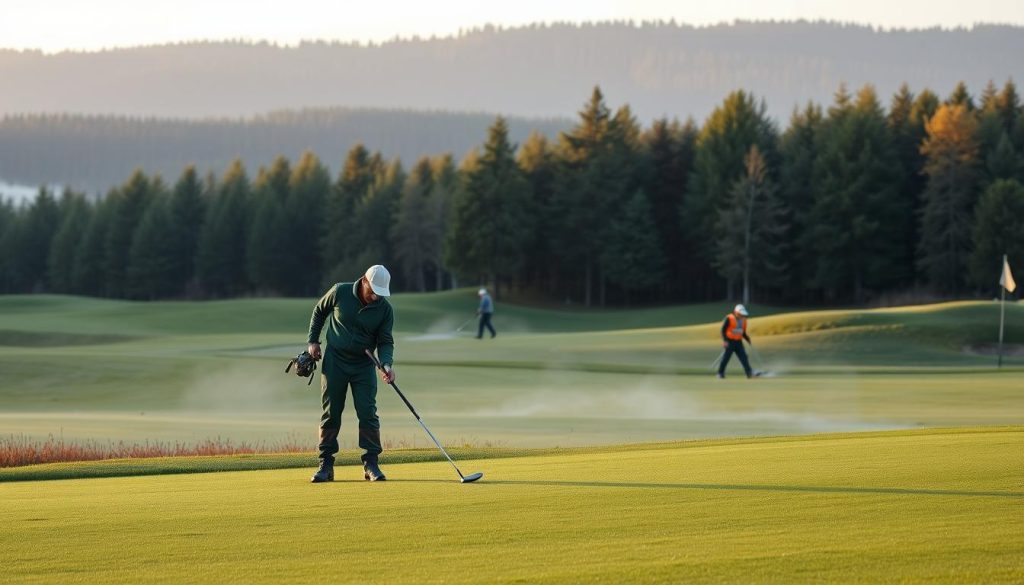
[246,158,291,294]
[392,158,436,292]
[197,160,251,297]
[447,117,531,296]
[127,192,179,299]
[713,146,788,304]
[167,165,206,294]
[780,103,823,296]
[517,131,557,292]
[287,152,331,295]
[600,189,665,305]
[918,104,981,293]
[641,118,697,299]
[685,90,777,299]
[103,170,153,297]
[47,190,92,293]
[969,179,1024,288]
[807,85,906,300]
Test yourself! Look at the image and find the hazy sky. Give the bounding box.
[4,0,1024,53]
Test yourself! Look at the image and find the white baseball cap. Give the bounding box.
[364,265,391,297]
[734,304,749,316]
[478,288,487,295]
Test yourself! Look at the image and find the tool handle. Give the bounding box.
[364,349,420,420]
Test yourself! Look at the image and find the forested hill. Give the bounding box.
[2,21,1022,122]
[0,109,570,193]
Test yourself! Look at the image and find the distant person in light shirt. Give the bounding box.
[476,288,496,339]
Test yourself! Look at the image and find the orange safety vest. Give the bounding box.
[725,314,747,341]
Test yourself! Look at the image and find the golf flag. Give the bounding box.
[1001,256,1016,293]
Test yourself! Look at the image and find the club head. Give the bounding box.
[461,472,483,483]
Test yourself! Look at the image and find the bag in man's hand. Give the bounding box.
[285,351,318,385]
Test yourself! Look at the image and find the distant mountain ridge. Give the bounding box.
[2,21,1022,122]
[0,108,571,193]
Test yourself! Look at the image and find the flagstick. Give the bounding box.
[998,282,1005,369]
[998,254,1007,369]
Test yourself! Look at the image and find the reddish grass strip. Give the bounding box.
[0,435,308,468]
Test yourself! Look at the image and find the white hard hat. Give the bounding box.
[734,304,749,316]
[364,265,391,297]
[478,288,487,295]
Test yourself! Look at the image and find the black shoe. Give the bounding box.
[363,459,387,481]
[310,458,334,483]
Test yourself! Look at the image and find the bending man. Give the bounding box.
[307,265,396,483]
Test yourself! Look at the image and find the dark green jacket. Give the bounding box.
[307,282,395,366]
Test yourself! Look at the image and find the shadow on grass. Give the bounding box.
[481,481,1024,499]
[392,478,1024,498]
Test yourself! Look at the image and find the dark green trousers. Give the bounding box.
[318,352,382,463]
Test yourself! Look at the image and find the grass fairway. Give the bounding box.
[0,293,1021,447]
[2,428,1021,584]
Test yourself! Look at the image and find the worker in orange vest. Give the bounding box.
[717,304,753,379]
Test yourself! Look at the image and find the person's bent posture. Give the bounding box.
[307,265,396,483]
[718,304,753,379]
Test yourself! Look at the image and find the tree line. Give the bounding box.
[1,81,1023,305]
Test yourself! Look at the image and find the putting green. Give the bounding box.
[2,428,1021,584]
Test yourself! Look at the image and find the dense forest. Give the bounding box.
[1,82,1023,306]
[0,109,570,193]
[2,21,1021,122]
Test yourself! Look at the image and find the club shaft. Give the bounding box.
[364,349,466,479]
[414,417,465,479]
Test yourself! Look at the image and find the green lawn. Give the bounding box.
[0,293,1021,447]
[2,428,1021,584]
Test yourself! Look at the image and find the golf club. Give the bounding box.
[454,315,475,333]
[364,349,483,483]
[709,351,724,370]
[748,342,771,377]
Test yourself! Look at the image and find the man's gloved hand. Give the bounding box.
[380,364,396,384]
[308,342,322,360]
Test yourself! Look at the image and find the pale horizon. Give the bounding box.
[3,0,1024,54]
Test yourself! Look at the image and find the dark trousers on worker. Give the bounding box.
[318,351,382,464]
[719,340,753,378]
[477,313,496,338]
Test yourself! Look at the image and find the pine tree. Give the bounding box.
[918,104,981,293]
[167,165,206,295]
[600,189,665,305]
[946,81,975,111]
[197,160,251,297]
[428,154,457,290]
[246,158,291,294]
[888,84,930,284]
[126,192,179,299]
[684,90,778,299]
[517,131,557,292]
[322,145,379,285]
[969,179,1024,288]
[713,145,788,304]
[779,103,823,296]
[72,198,112,296]
[641,117,697,299]
[286,152,331,295]
[0,200,15,292]
[807,85,907,300]
[392,158,436,292]
[986,133,1023,182]
[103,170,153,297]
[447,117,531,296]
[47,190,92,293]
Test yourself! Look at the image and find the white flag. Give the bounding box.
[1000,256,1016,293]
